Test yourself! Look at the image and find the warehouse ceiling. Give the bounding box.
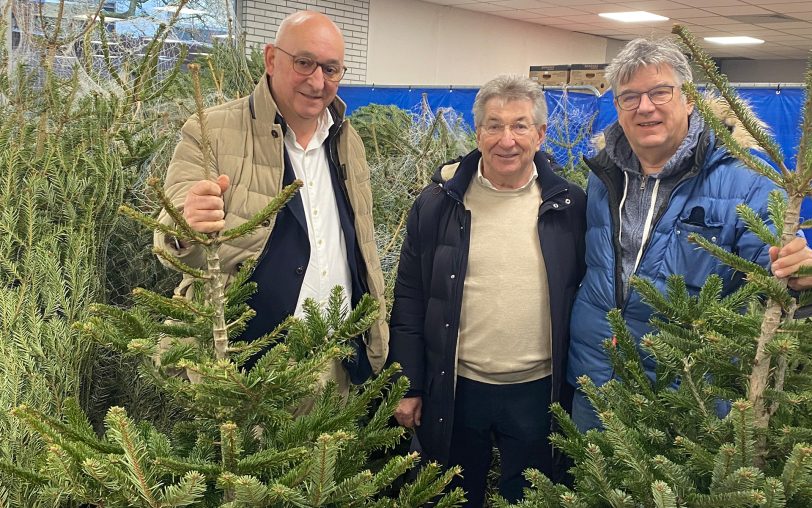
[420,0,812,59]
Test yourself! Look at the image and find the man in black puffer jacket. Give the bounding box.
[388,74,586,506]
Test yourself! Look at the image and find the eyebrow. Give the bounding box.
[618,83,673,95]
[291,50,342,65]
[485,115,532,123]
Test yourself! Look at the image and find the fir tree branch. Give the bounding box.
[189,64,215,182]
[104,407,160,507]
[152,247,208,279]
[159,471,207,507]
[737,203,780,247]
[673,26,789,177]
[146,178,210,245]
[781,443,812,499]
[682,82,783,186]
[795,61,812,190]
[688,233,770,277]
[220,180,303,242]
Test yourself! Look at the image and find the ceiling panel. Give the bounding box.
[420,0,812,59]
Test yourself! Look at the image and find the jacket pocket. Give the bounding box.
[670,215,727,291]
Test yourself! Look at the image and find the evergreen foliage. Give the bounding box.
[541,91,596,188]
[501,27,812,508]
[0,10,187,502]
[349,100,476,313]
[1,27,464,506]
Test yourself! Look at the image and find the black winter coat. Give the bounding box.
[388,149,587,466]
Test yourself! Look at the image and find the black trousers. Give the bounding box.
[447,375,553,507]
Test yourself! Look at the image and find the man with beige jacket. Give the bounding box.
[155,10,388,389]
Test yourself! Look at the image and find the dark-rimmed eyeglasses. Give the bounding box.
[615,85,676,111]
[479,121,537,137]
[275,46,347,82]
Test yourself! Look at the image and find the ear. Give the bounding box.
[264,43,276,75]
[537,123,547,146]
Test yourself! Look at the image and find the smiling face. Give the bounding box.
[475,98,546,190]
[616,63,694,172]
[264,12,344,139]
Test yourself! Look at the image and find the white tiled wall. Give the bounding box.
[241,0,369,83]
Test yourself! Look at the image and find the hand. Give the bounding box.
[769,236,812,290]
[183,175,230,233]
[394,396,422,429]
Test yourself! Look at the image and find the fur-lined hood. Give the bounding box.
[592,92,765,151]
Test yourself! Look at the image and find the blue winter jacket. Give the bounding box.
[567,126,778,388]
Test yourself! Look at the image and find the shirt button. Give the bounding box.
[313,209,319,216]
[322,270,328,276]
[295,266,304,275]
[553,203,559,208]
[565,198,571,204]
[440,371,445,375]
[450,274,455,279]
[438,418,444,423]
[271,130,279,138]
[711,236,717,243]
[261,219,270,227]
[445,323,450,328]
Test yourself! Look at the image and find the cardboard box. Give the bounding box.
[569,63,608,94]
[529,65,570,86]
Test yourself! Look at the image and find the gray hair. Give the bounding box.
[605,38,693,92]
[473,74,547,126]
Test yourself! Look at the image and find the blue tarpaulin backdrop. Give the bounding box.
[341,84,809,237]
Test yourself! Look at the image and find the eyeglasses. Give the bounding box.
[275,46,347,82]
[615,85,676,111]
[479,121,537,137]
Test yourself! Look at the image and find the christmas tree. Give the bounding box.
[499,28,812,508]
[0,11,464,506]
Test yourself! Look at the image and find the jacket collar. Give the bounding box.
[434,149,571,203]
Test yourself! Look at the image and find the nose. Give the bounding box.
[637,93,656,113]
[497,126,519,144]
[307,66,326,89]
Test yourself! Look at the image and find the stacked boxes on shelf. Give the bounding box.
[528,63,608,94]
[529,65,570,86]
[569,63,608,94]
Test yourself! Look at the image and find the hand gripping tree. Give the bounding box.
[3,67,463,507]
[498,28,812,508]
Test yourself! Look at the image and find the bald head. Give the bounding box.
[275,10,344,53]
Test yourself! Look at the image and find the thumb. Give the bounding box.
[768,245,779,263]
[216,174,230,195]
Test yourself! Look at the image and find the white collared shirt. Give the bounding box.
[283,110,353,317]
[476,158,539,191]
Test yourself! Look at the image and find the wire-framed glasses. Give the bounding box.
[275,46,347,82]
[479,121,537,137]
[615,85,676,111]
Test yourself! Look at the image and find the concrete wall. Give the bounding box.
[366,0,608,86]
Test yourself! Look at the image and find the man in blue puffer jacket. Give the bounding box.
[567,37,812,432]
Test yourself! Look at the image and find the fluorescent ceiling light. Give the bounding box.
[704,36,764,45]
[598,11,669,22]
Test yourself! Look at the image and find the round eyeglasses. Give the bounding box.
[275,46,347,82]
[615,85,676,111]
